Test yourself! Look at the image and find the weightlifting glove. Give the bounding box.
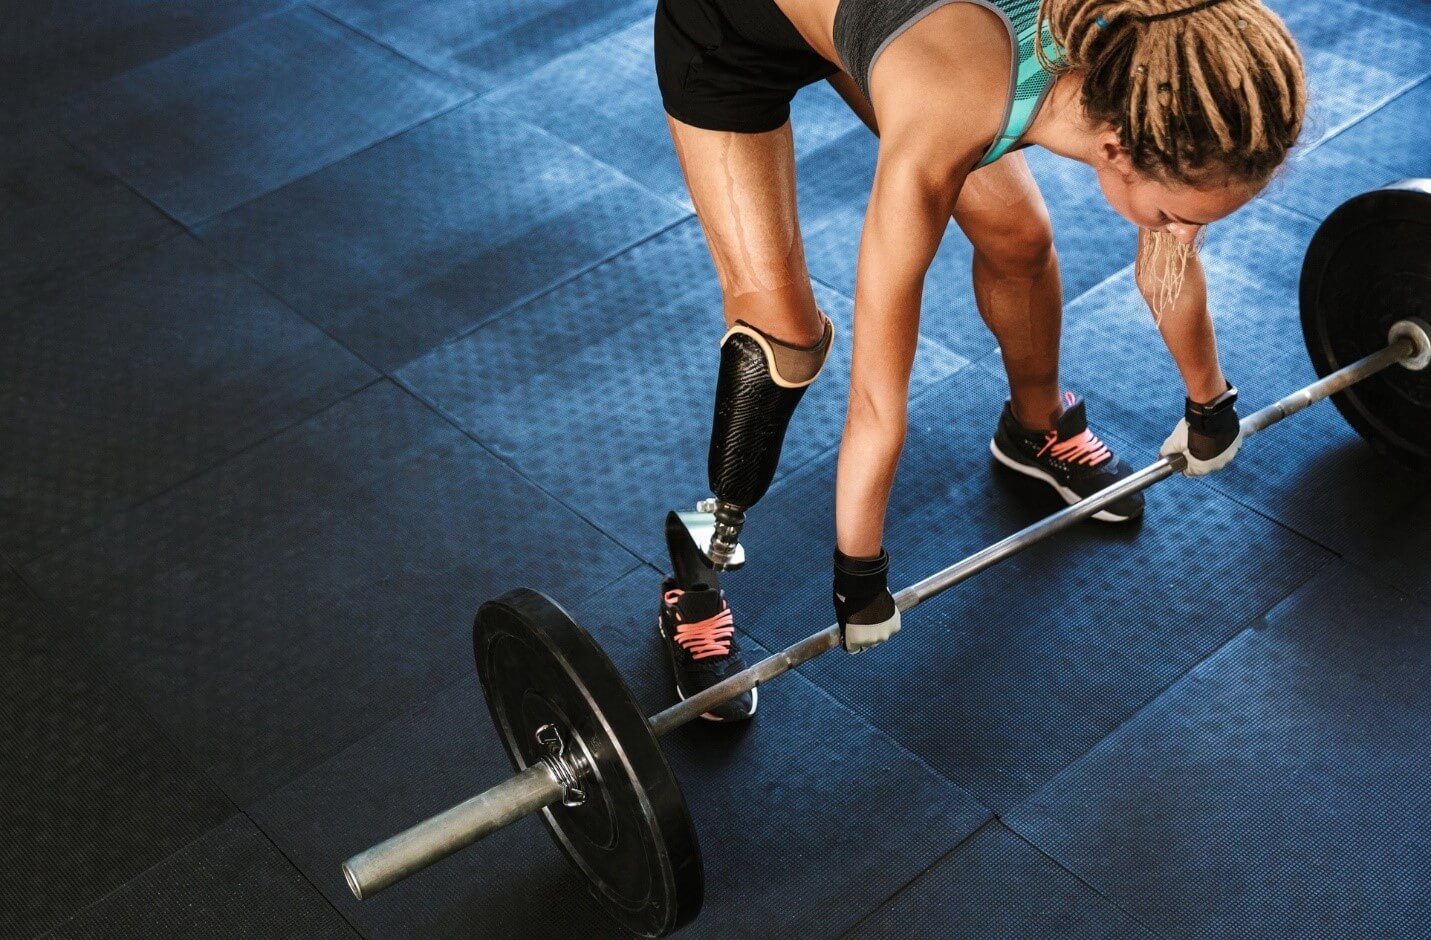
[1160,382,1242,476]
[834,547,901,653]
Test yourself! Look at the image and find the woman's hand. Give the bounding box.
[1160,383,1242,475]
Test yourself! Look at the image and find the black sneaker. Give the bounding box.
[658,578,757,722]
[989,391,1144,522]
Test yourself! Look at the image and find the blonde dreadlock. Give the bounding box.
[1037,0,1306,315]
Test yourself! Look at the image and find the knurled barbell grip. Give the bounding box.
[343,762,563,900]
[344,331,1419,899]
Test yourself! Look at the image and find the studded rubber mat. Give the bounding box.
[851,823,1155,939]
[199,97,686,370]
[45,817,356,939]
[1007,564,1431,938]
[319,0,651,93]
[724,365,1328,811]
[57,5,470,225]
[25,382,643,805]
[251,564,987,938]
[0,129,175,307]
[0,568,233,938]
[1,235,374,562]
[399,218,966,569]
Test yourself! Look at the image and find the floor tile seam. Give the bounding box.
[1302,69,1431,157]
[304,1,482,97]
[1000,554,1335,828]
[1002,824,1175,939]
[833,817,1002,939]
[385,212,694,374]
[3,218,186,313]
[1197,475,1362,561]
[19,813,252,940]
[384,375,651,574]
[239,806,367,938]
[1335,554,1431,615]
[16,374,386,572]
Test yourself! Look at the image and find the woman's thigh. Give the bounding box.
[666,115,823,345]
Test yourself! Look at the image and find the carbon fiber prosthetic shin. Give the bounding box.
[704,313,834,567]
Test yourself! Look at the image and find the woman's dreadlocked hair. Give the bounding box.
[1038,0,1306,185]
[1037,0,1306,317]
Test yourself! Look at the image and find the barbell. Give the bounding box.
[340,181,1431,937]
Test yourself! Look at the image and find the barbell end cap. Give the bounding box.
[1389,318,1431,371]
[342,861,366,901]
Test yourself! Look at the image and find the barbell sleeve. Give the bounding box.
[342,762,563,900]
[344,331,1418,900]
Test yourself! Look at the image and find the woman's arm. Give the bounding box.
[1135,228,1228,404]
[835,145,968,557]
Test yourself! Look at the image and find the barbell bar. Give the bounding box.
[344,320,1429,900]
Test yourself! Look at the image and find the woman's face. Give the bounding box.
[1094,140,1260,244]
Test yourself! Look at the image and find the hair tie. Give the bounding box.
[1140,0,1235,23]
[1095,14,1109,29]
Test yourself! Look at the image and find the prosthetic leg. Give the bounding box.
[700,313,834,567]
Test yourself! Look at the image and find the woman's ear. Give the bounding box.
[1096,129,1136,182]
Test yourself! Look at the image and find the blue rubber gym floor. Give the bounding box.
[2,1,1427,937]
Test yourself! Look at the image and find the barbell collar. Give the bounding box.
[342,761,563,900]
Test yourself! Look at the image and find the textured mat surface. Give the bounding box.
[57,5,470,225]
[45,817,357,939]
[487,20,864,209]
[851,823,1155,939]
[252,564,988,938]
[321,0,650,93]
[723,365,1328,811]
[399,218,966,568]
[1007,564,1431,939]
[0,235,374,562]
[0,0,286,122]
[200,97,686,370]
[24,382,643,805]
[0,569,233,939]
[0,130,176,307]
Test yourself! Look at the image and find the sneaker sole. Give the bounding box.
[989,438,1141,523]
[658,616,759,722]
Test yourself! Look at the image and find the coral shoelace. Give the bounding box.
[1037,427,1113,467]
[664,588,735,659]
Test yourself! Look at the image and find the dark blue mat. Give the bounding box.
[0,0,284,122]
[487,20,865,209]
[0,129,175,307]
[398,218,966,568]
[851,823,1156,939]
[24,382,643,805]
[0,234,374,562]
[0,568,233,938]
[722,365,1327,811]
[320,0,651,94]
[251,565,987,938]
[57,5,470,225]
[1007,563,1431,939]
[46,817,355,939]
[200,98,686,370]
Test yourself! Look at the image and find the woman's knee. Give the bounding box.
[973,214,1056,278]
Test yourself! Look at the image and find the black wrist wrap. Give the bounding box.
[833,548,892,623]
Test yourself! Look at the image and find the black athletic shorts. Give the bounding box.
[654,0,840,133]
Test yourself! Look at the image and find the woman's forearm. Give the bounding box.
[1138,231,1227,403]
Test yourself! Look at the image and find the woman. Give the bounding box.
[651,0,1306,720]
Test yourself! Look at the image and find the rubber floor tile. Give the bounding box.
[44,817,356,940]
[0,129,176,307]
[250,564,988,939]
[1343,490,1431,606]
[723,365,1328,811]
[56,5,470,225]
[800,138,1139,363]
[850,823,1156,940]
[486,20,865,209]
[0,569,233,939]
[1372,0,1431,29]
[24,382,643,805]
[0,0,286,122]
[1006,563,1431,939]
[399,218,966,569]
[199,98,686,370]
[320,0,650,93]
[0,234,375,562]
[1266,0,1431,143]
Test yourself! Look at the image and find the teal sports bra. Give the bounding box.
[832,0,1064,168]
